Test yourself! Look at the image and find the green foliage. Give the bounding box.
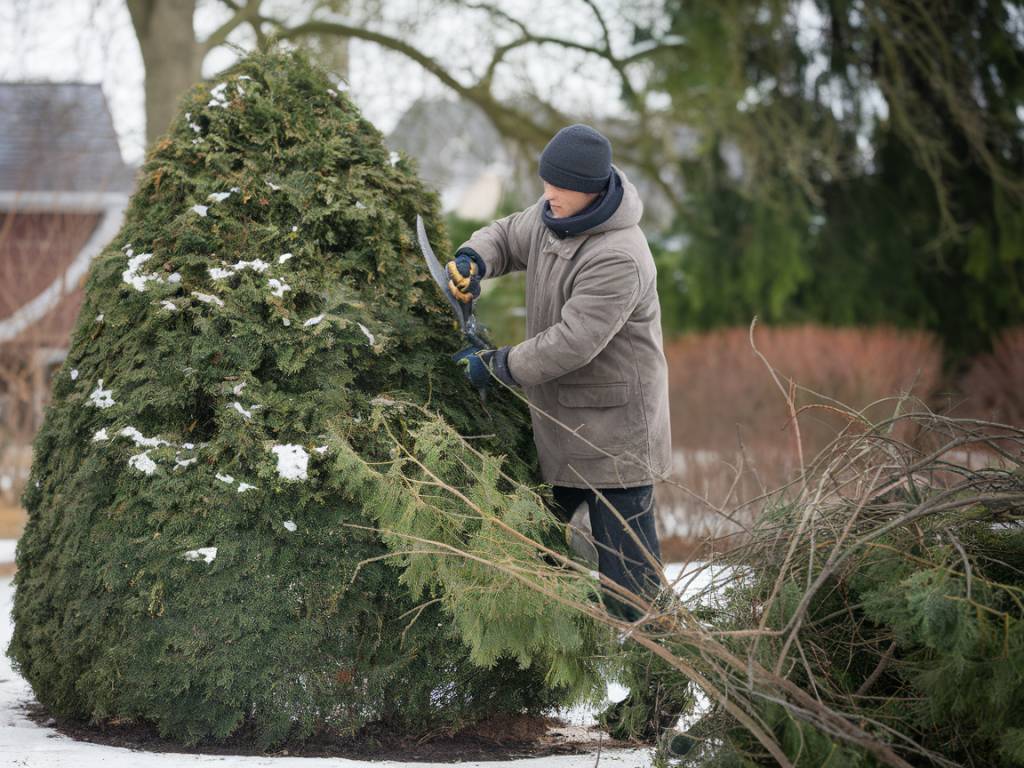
[676,469,1024,766]
[649,1,1024,361]
[9,49,601,749]
[848,525,1024,753]
[328,405,609,691]
[600,642,692,747]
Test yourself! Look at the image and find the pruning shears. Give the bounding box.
[415,214,493,401]
[415,215,492,349]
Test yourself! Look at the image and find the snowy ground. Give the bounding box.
[0,540,728,767]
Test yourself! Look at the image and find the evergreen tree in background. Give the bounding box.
[646,1,1024,362]
[8,50,606,748]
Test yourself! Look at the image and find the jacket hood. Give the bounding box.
[586,165,642,234]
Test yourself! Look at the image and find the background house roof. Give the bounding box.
[0,82,133,348]
[0,82,136,195]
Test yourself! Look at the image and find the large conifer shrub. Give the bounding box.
[9,50,605,748]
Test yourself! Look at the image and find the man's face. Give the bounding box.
[542,181,599,219]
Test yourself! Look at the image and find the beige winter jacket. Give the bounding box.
[460,166,671,488]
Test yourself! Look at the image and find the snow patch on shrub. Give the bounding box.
[231,402,253,419]
[210,259,270,281]
[268,278,290,298]
[184,547,217,563]
[122,251,162,292]
[272,444,308,481]
[358,323,375,346]
[192,292,224,307]
[119,427,170,448]
[128,451,157,475]
[88,380,115,409]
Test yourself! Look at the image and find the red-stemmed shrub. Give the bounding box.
[957,326,1024,427]
[657,324,942,553]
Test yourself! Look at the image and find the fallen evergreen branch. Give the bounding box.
[365,388,1024,766]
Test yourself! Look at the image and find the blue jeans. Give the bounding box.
[550,484,662,620]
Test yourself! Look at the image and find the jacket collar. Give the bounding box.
[542,168,623,238]
[542,230,589,260]
[538,165,643,260]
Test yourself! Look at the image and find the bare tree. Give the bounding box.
[117,0,683,198]
[126,0,275,145]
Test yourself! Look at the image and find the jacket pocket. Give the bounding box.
[557,382,629,408]
[557,383,632,457]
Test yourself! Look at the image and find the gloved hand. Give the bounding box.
[453,345,495,390]
[445,248,486,304]
[452,345,518,391]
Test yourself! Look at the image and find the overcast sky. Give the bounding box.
[1,0,666,166]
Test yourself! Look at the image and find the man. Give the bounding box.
[444,123,672,623]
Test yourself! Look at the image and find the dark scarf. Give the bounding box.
[541,169,624,239]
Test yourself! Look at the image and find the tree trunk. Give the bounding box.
[314,34,351,81]
[127,0,202,148]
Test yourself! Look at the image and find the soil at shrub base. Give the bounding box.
[24,701,633,762]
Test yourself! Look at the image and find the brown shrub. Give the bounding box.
[956,326,1024,427]
[656,324,943,547]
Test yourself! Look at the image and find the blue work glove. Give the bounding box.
[445,248,486,304]
[452,345,518,390]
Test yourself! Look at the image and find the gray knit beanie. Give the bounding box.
[538,124,612,193]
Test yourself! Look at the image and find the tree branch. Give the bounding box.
[203,0,262,56]
[619,37,687,66]
[268,16,555,146]
[460,1,529,37]
[265,2,686,201]
[580,0,612,55]
[272,17,468,97]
